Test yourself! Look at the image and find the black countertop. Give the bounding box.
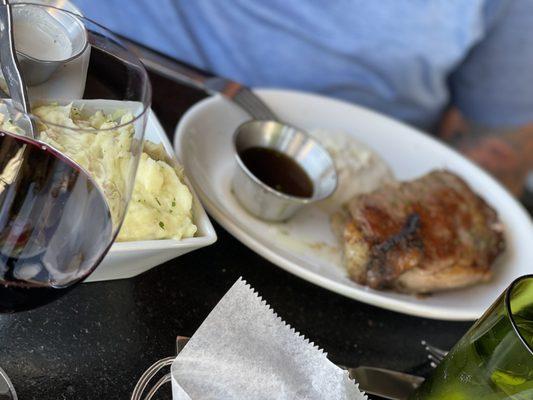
[0,68,488,399]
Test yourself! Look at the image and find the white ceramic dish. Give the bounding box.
[0,99,216,281]
[174,88,533,321]
[85,105,216,282]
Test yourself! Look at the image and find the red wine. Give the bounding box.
[0,131,113,312]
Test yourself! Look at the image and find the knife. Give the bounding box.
[348,366,425,400]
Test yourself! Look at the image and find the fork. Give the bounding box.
[421,340,448,368]
[125,40,278,121]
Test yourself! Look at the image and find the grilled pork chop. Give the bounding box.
[338,170,505,293]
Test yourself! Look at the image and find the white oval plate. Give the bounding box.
[174,89,533,320]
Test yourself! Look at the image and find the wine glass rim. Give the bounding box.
[4,2,152,133]
[505,274,533,356]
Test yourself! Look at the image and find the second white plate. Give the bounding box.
[174,89,533,321]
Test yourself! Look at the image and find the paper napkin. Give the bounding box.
[171,278,366,400]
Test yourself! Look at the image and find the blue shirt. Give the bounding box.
[74,0,533,131]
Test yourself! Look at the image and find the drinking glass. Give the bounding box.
[0,3,151,398]
[410,274,533,400]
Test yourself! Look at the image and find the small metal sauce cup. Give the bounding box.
[232,120,337,221]
[13,4,88,85]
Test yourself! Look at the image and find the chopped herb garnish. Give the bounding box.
[155,197,161,206]
[159,221,165,229]
[171,201,176,207]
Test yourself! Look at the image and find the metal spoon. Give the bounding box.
[126,40,339,220]
[0,0,36,138]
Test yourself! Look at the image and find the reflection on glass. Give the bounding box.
[410,275,533,399]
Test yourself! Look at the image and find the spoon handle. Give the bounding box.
[0,0,35,137]
[124,37,278,121]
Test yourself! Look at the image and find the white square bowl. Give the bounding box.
[85,108,217,282]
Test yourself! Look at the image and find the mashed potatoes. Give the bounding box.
[0,104,196,242]
[117,141,197,241]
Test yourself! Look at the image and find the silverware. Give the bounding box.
[421,340,448,368]
[123,38,339,221]
[123,40,277,121]
[0,0,35,137]
[348,366,424,400]
[177,336,427,400]
[176,335,189,354]
[133,336,427,400]
[199,75,278,121]
[11,3,88,85]
[232,120,337,221]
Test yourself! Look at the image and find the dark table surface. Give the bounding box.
[0,65,507,400]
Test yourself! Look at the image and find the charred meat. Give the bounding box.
[338,170,505,293]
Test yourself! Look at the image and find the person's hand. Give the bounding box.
[458,136,528,196]
[438,108,532,196]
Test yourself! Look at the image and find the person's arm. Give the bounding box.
[439,108,533,195]
[443,0,533,196]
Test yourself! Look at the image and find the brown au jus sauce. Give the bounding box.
[238,147,314,198]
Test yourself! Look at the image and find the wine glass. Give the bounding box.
[0,3,151,398]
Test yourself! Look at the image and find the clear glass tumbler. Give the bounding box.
[410,274,533,399]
